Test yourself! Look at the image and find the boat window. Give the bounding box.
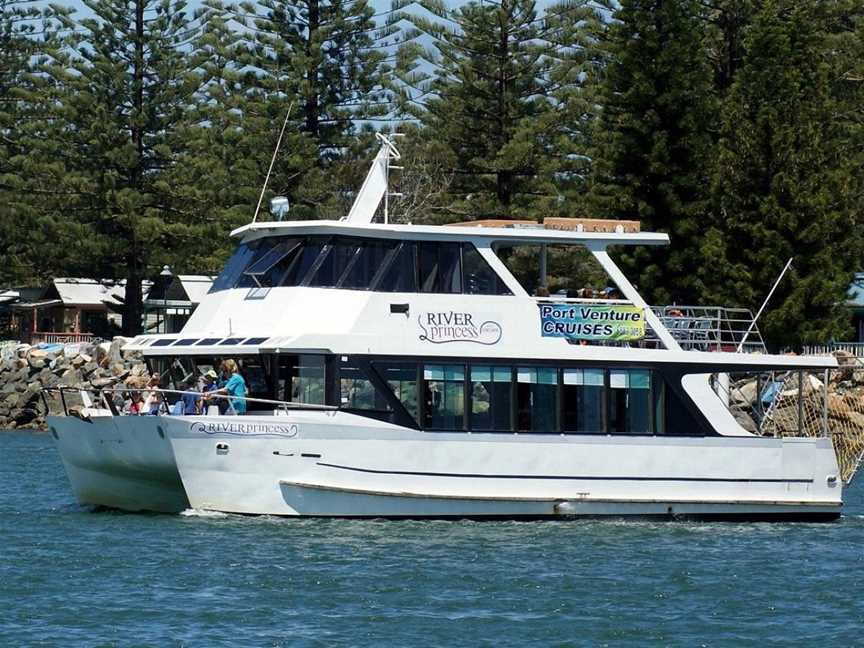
[423,364,465,430]
[243,239,302,287]
[236,357,273,405]
[470,366,512,431]
[377,243,418,292]
[608,369,651,434]
[195,338,222,346]
[561,368,605,433]
[516,367,557,432]
[209,242,258,293]
[173,339,199,346]
[280,238,328,287]
[493,243,609,297]
[219,337,245,346]
[340,239,399,290]
[339,365,392,416]
[418,242,462,294]
[308,238,358,288]
[277,354,326,405]
[374,361,419,423]
[235,238,282,289]
[463,244,511,295]
[152,339,175,347]
[242,337,268,345]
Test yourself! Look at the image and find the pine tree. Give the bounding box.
[0,2,70,284]
[33,0,209,334]
[398,0,605,222]
[703,0,863,348]
[221,0,400,219]
[590,0,716,306]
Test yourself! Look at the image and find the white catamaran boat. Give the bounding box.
[47,138,844,520]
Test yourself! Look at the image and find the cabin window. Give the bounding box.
[377,243,418,292]
[375,361,419,423]
[210,241,267,293]
[418,242,462,293]
[470,366,512,431]
[309,238,360,288]
[279,238,327,287]
[463,244,511,295]
[561,368,605,433]
[338,364,392,417]
[608,369,651,434]
[340,239,398,290]
[516,367,557,432]
[276,354,326,405]
[423,364,465,430]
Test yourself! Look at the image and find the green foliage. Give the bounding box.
[397,0,607,222]
[0,1,71,284]
[590,0,716,306]
[703,0,864,349]
[1,0,862,347]
[29,0,211,333]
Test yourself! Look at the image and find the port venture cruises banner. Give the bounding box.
[539,303,646,342]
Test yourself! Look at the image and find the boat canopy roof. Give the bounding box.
[231,219,670,249]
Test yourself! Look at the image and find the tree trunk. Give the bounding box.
[304,0,320,138]
[122,262,143,336]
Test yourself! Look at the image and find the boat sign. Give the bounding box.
[539,304,645,341]
[190,421,299,437]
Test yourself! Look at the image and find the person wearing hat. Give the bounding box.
[197,369,219,415]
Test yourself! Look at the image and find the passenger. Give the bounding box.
[197,369,219,414]
[142,373,162,415]
[124,392,144,415]
[534,285,550,298]
[209,360,247,415]
[180,379,200,415]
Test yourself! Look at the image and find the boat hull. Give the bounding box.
[165,413,843,520]
[47,415,188,513]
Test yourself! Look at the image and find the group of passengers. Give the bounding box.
[121,359,248,416]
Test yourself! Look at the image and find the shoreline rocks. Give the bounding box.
[0,338,150,431]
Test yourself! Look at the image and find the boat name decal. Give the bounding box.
[539,304,645,341]
[418,311,502,345]
[190,421,299,437]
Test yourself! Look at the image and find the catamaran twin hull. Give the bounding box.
[49,410,842,520]
[47,205,845,521]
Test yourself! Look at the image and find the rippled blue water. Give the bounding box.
[2,431,863,647]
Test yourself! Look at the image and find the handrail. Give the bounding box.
[41,385,337,417]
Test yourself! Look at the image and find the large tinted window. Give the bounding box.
[561,368,604,432]
[418,242,462,294]
[608,369,651,434]
[377,243,418,292]
[277,354,326,405]
[470,366,512,431]
[516,367,557,432]
[375,361,419,423]
[463,244,511,295]
[309,238,360,288]
[341,239,398,290]
[423,364,465,430]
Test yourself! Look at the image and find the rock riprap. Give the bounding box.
[0,338,149,430]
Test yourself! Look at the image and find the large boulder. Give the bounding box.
[110,337,130,362]
[81,362,98,378]
[59,368,83,386]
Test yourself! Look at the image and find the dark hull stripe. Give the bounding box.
[315,462,814,484]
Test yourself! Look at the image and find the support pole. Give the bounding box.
[797,370,804,435]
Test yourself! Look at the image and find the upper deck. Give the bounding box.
[230,218,670,250]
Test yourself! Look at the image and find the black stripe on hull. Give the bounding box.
[316,462,815,485]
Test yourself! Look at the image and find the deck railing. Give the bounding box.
[803,342,864,358]
[28,331,96,345]
[41,386,335,418]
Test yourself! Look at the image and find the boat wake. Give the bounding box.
[180,508,229,518]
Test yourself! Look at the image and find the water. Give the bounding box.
[2,432,863,647]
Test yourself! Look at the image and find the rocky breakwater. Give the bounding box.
[0,338,150,431]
